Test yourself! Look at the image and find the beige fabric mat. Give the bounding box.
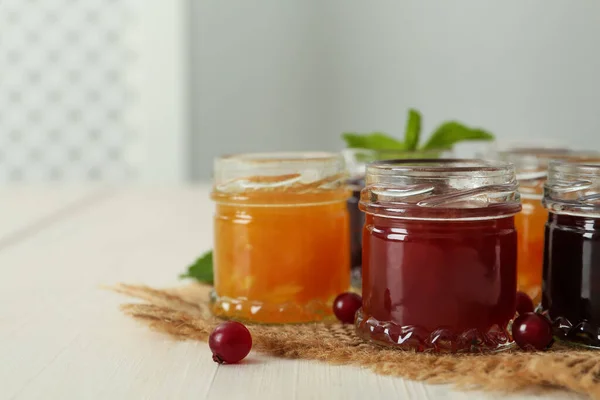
[112,283,600,399]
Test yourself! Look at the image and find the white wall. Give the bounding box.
[324,0,600,156]
[190,1,331,180]
[191,0,600,179]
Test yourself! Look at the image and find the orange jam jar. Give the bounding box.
[210,152,351,323]
[499,149,599,303]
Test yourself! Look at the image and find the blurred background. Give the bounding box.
[1,0,599,183]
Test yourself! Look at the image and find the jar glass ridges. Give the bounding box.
[497,149,600,303]
[342,148,453,288]
[356,159,521,352]
[211,152,351,324]
[542,160,600,348]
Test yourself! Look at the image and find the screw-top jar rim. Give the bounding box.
[499,149,570,180]
[360,159,521,221]
[547,159,600,180]
[365,158,515,180]
[211,151,349,206]
[218,151,341,164]
[544,160,600,217]
[498,149,600,179]
[490,149,600,200]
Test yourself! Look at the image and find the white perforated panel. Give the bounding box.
[0,0,136,182]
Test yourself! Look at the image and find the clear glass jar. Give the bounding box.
[497,149,599,303]
[542,160,600,348]
[211,152,350,324]
[355,159,521,352]
[499,148,571,303]
[342,148,453,288]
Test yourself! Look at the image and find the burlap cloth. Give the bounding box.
[112,283,600,398]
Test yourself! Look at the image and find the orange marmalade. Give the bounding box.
[515,196,546,302]
[210,152,350,323]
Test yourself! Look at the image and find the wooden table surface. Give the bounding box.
[0,185,584,400]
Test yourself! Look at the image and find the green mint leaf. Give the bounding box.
[341,132,406,150]
[421,121,494,150]
[403,108,421,151]
[179,250,213,284]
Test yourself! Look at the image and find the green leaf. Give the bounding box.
[341,132,406,150]
[179,250,213,284]
[403,108,421,151]
[421,121,494,150]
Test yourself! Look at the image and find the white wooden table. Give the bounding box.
[0,186,584,400]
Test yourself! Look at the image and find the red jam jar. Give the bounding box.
[542,160,600,348]
[355,159,521,352]
[343,148,453,288]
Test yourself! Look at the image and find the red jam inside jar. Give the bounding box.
[356,159,521,352]
[343,148,452,288]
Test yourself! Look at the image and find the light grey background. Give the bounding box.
[190,0,600,180]
[1,0,598,183]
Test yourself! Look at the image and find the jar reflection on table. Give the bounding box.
[542,160,600,348]
[342,148,452,288]
[356,159,521,352]
[211,152,351,324]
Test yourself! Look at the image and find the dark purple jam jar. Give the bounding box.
[542,160,600,348]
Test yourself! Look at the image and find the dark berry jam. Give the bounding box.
[357,208,518,352]
[347,178,364,287]
[542,213,600,348]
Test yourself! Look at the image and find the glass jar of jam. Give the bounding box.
[356,159,521,352]
[498,149,599,303]
[542,160,600,348]
[343,148,452,288]
[211,152,351,324]
[499,148,571,303]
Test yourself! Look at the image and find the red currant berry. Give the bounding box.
[516,291,534,315]
[333,292,362,324]
[209,321,252,364]
[512,312,553,351]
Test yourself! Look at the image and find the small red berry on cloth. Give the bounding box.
[333,292,362,324]
[512,312,554,351]
[209,321,252,364]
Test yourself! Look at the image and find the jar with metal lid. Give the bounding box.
[356,159,521,352]
[210,152,350,324]
[542,160,600,348]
